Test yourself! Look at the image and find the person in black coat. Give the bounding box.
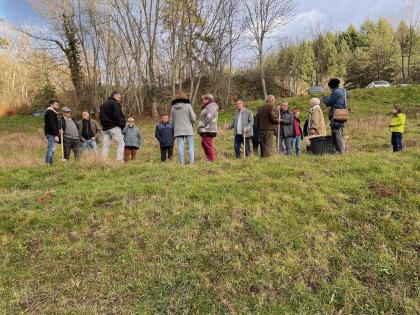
[155,112,174,162]
[44,100,60,165]
[99,91,126,161]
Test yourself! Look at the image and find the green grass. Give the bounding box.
[0,87,419,314]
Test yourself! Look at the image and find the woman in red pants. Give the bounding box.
[198,93,219,162]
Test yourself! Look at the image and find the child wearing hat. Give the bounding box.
[291,108,303,156]
[388,104,406,152]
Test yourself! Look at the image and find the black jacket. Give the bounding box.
[100,97,126,131]
[44,108,60,136]
[280,110,294,137]
[155,122,174,148]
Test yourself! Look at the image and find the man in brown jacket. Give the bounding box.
[257,95,279,157]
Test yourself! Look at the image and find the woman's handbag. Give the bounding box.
[333,90,349,122]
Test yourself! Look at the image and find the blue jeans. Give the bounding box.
[279,136,293,156]
[292,136,301,156]
[177,136,194,165]
[82,139,97,152]
[234,135,251,159]
[391,132,403,152]
[45,135,57,165]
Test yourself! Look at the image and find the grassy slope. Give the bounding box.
[0,87,419,314]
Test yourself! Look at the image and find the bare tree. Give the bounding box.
[242,0,296,99]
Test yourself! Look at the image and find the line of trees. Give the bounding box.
[0,0,419,116]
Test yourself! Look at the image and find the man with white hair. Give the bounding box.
[307,97,327,137]
[198,93,219,162]
[256,95,279,157]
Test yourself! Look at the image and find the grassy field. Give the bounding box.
[0,87,419,314]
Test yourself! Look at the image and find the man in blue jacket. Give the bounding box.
[323,78,347,153]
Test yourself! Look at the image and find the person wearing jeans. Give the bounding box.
[44,100,60,165]
[323,78,347,153]
[388,104,406,152]
[291,108,303,156]
[198,93,218,162]
[278,101,294,156]
[225,99,254,159]
[78,111,101,154]
[102,127,125,161]
[177,136,195,165]
[100,91,126,162]
[169,91,196,165]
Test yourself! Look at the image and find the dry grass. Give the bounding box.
[0,131,45,169]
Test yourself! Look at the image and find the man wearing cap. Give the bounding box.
[60,107,80,161]
[77,111,102,153]
[198,93,219,162]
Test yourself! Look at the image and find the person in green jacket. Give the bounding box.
[388,104,406,152]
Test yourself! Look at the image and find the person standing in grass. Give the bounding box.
[257,95,279,158]
[170,91,196,165]
[252,113,260,155]
[323,78,347,153]
[78,111,102,154]
[307,98,327,137]
[389,104,406,152]
[60,107,81,161]
[44,100,60,165]
[291,108,303,156]
[100,91,126,162]
[155,112,174,162]
[122,117,143,163]
[198,93,219,162]
[224,99,254,159]
[278,101,294,155]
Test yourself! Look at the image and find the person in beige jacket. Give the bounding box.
[307,98,327,137]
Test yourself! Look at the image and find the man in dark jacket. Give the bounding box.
[257,95,279,158]
[155,113,175,162]
[278,101,294,155]
[78,111,102,153]
[323,78,347,153]
[60,107,80,161]
[44,100,60,165]
[100,91,126,161]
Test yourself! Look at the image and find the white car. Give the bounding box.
[366,81,390,88]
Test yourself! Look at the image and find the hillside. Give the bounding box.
[0,87,419,314]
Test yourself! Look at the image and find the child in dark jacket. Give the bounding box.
[155,113,174,161]
[291,108,303,156]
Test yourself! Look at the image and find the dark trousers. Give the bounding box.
[260,130,274,158]
[160,146,174,161]
[252,139,259,155]
[63,138,80,160]
[391,132,403,152]
[234,135,251,159]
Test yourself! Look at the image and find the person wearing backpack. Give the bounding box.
[323,78,348,153]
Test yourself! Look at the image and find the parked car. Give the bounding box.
[366,81,390,88]
[308,86,324,95]
[31,110,45,117]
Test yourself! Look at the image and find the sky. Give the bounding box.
[0,0,405,36]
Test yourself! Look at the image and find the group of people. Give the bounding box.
[44,78,407,166]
